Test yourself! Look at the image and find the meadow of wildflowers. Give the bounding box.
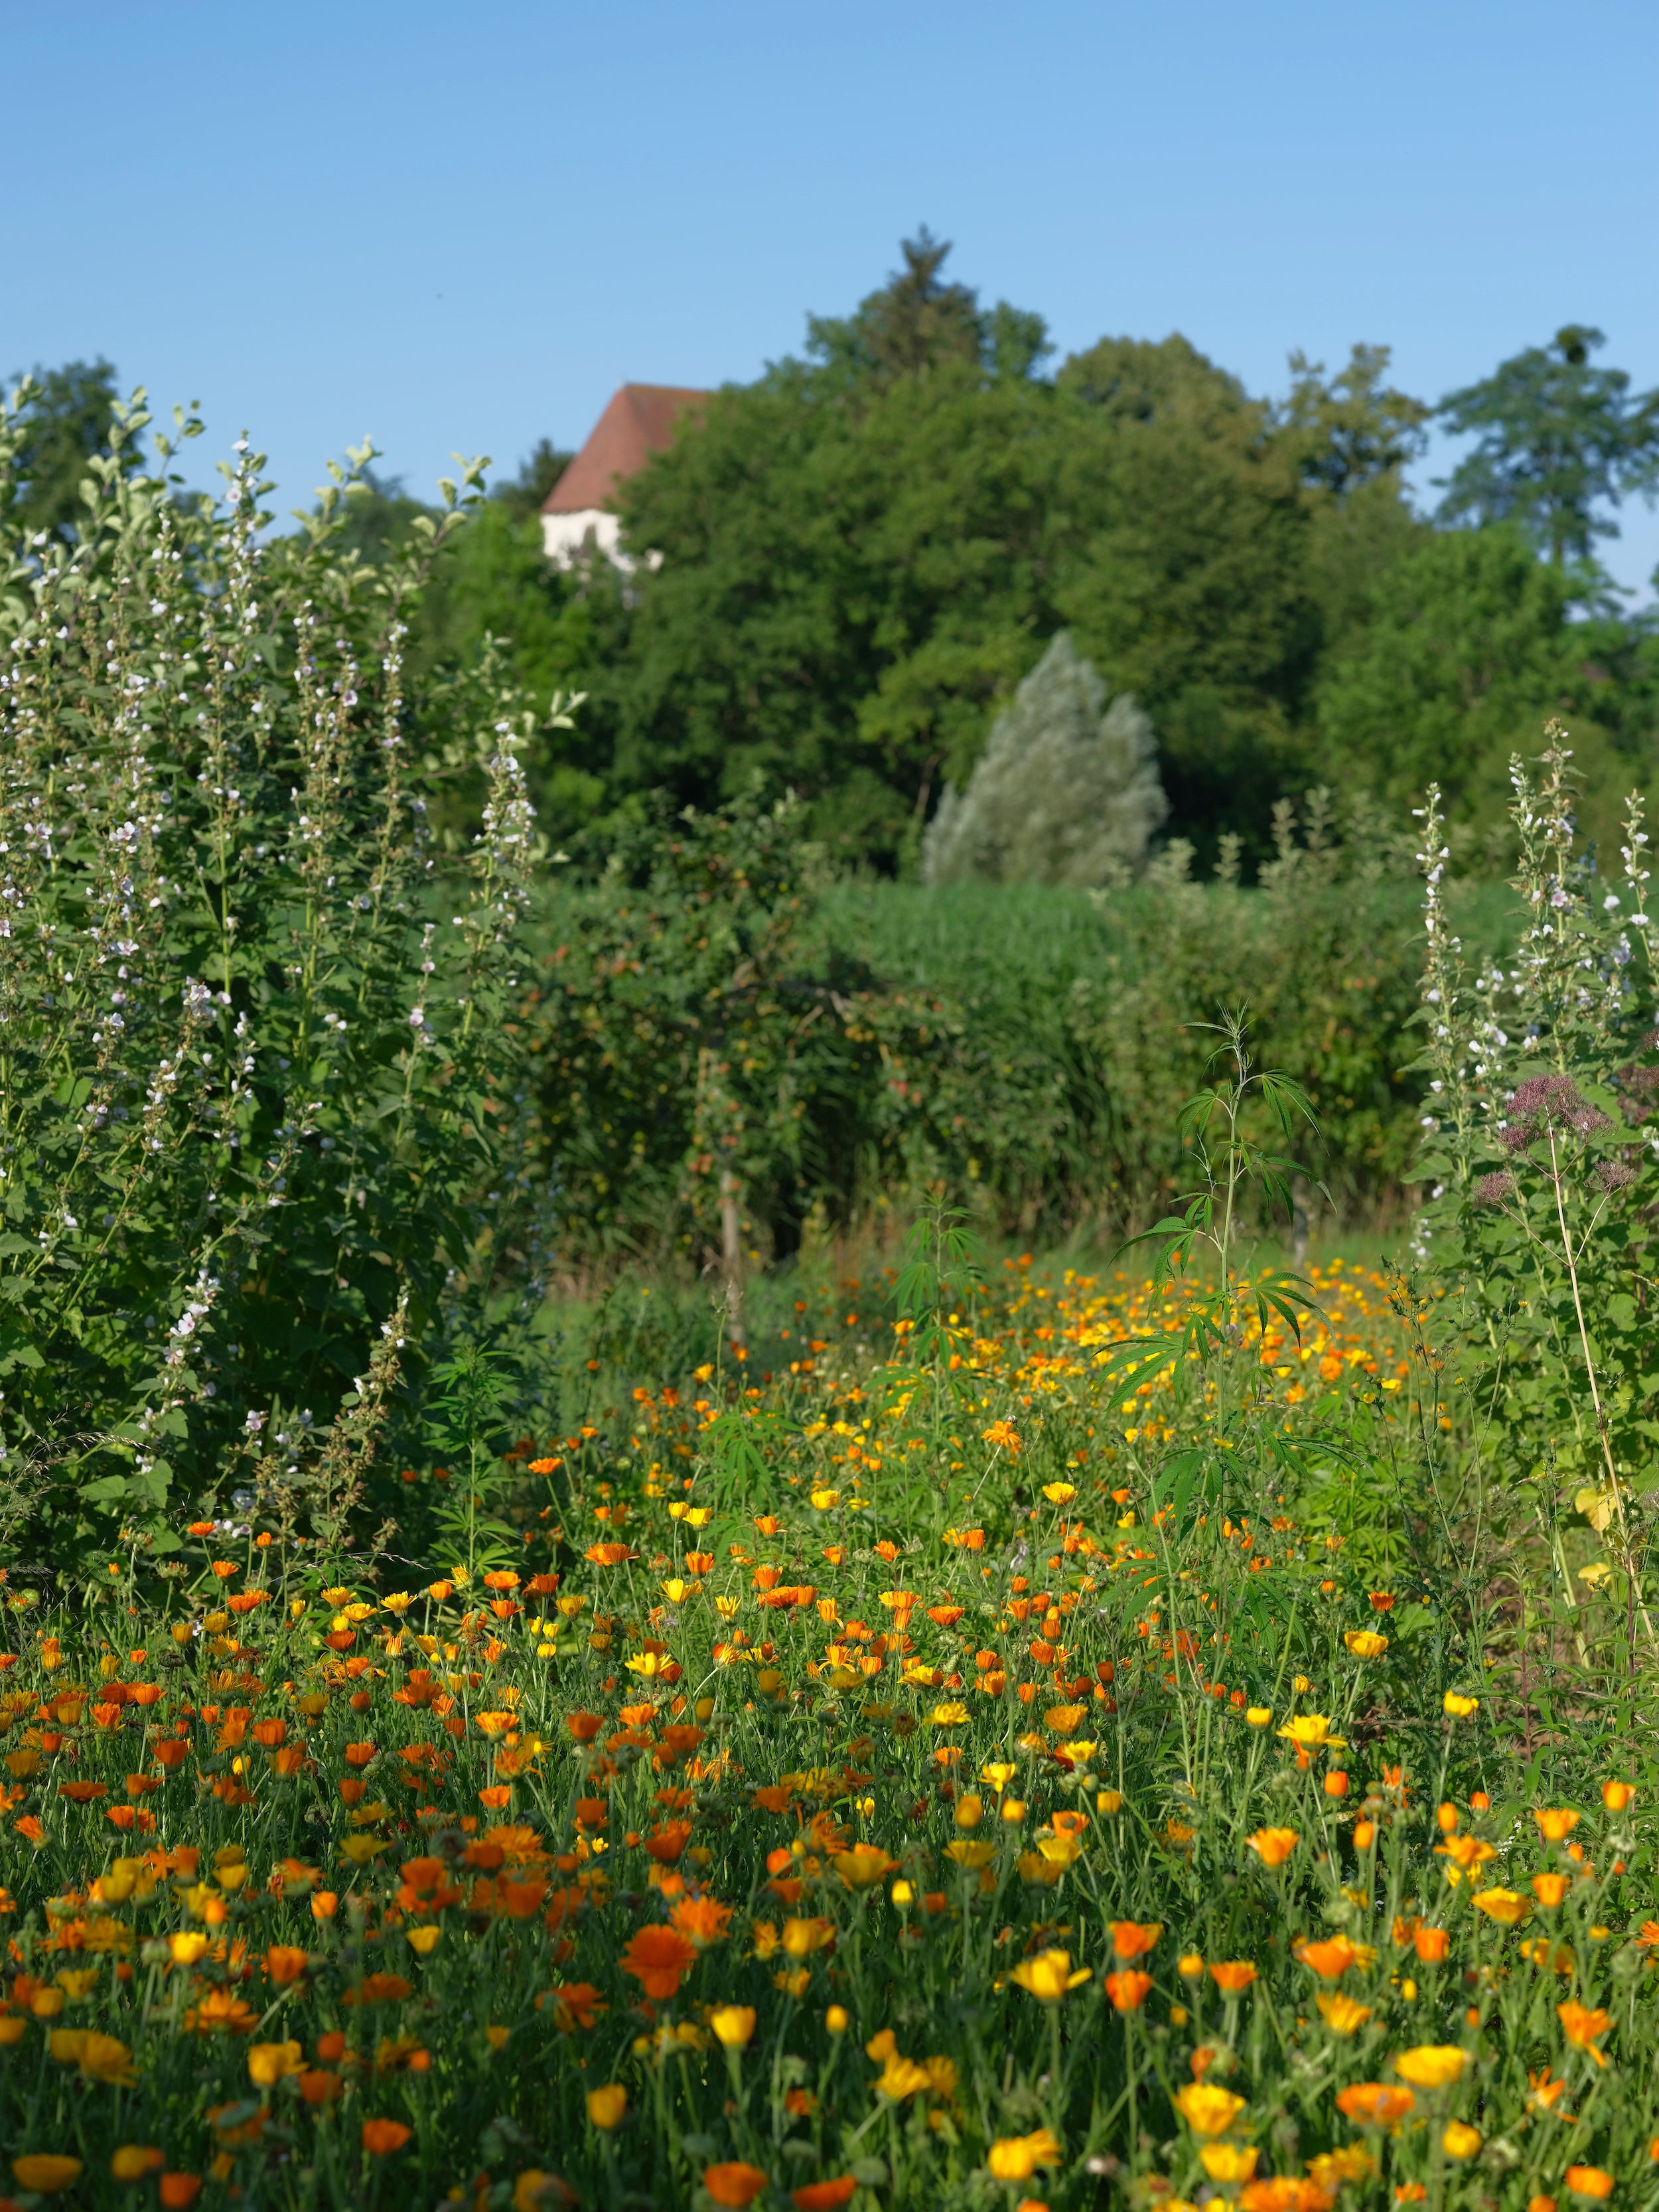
[1,1257,1653,2212]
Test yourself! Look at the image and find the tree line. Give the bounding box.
[11,234,1659,873]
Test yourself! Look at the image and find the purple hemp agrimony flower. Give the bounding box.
[1473,1169,1516,1207]
[1595,1159,1637,1193]
[1501,1074,1610,1153]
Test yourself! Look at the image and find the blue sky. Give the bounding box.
[10,0,1659,593]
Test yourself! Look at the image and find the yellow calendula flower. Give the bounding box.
[709,2006,755,2049]
[586,2084,627,2129]
[1343,1630,1389,1660]
[1042,1482,1078,1504]
[1200,2146,1259,2183]
[1443,1692,1479,1718]
[987,2128,1062,2181]
[929,1703,969,1726]
[1011,1949,1092,2004]
[1277,1714,1345,1750]
[247,2040,305,2088]
[1173,2083,1248,2135]
[1394,2045,1466,2089]
[1316,1992,1373,2036]
[1473,1887,1531,1927]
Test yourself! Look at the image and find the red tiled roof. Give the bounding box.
[542,384,708,514]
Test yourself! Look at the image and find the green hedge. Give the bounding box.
[522,798,1518,1266]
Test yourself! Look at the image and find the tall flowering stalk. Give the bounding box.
[1413,729,1659,1652]
[0,381,547,1571]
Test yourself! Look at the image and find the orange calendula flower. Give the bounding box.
[1246,1827,1298,1868]
[1532,1874,1571,1907]
[670,1896,733,1949]
[1534,1808,1581,1842]
[1208,1961,1258,1994]
[1563,2170,1615,2201]
[184,1988,259,2036]
[704,2162,770,2207]
[342,1974,413,2007]
[619,1925,697,2000]
[1104,1969,1153,2012]
[1557,2000,1613,2066]
[1335,2083,1415,2126]
[265,1945,309,1986]
[1240,2181,1334,2212]
[540,1982,606,2033]
[1297,1935,1362,1980]
[361,2119,412,2155]
[1436,1833,1497,1872]
[790,2181,859,2211]
[1110,1920,1163,1960]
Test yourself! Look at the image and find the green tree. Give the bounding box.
[1281,342,1429,498]
[1052,342,1319,861]
[1,358,138,546]
[804,227,1045,389]
[599,347,1058,867]
[490,438,574,525]
[1436,325,1659,565]
[920,632,1167,886]
[1315,525,1636,823]
[1286,345,1433,671]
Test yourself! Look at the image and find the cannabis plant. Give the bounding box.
[920,631,1167,887]
[0,381,549,1571]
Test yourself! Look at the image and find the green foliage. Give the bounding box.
[920,633,1167,886]
[1437,324,1659,565]
[1281,342,1431,499]
[0,358,139,547]
[585,271,1350,870]
[524,792,1510,1267]
[0,380,542,1569]
[1315,526,1655,838]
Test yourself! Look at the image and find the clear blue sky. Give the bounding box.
[9,0,1659,593]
